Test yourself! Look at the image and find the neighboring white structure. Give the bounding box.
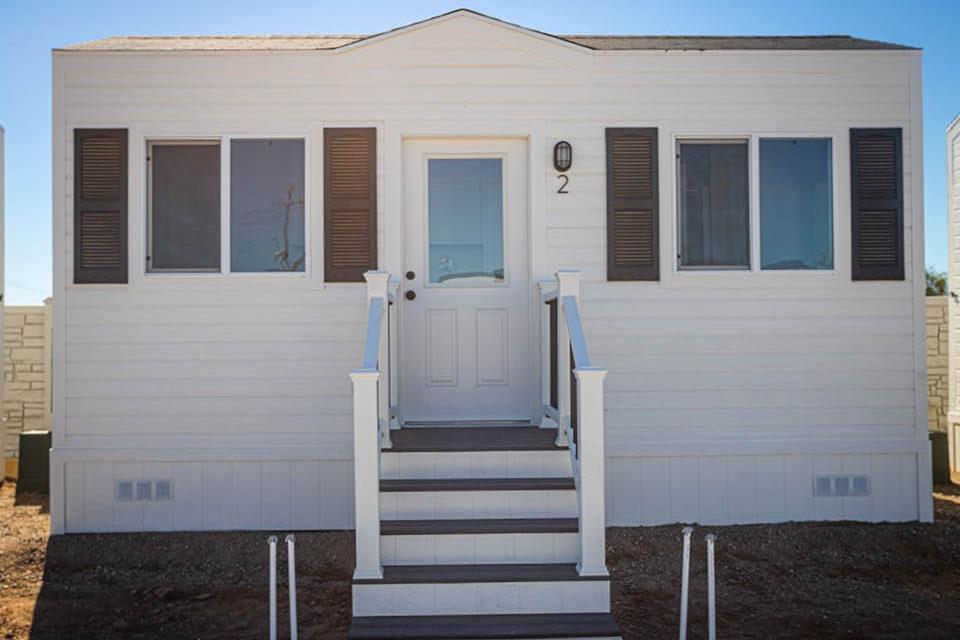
[948,114,960,480]
[50,8,931,636]
[0,125,5,475]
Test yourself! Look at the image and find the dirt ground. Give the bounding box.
[1,482,959,640]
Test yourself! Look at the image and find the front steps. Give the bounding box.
[348,426,620,639]
[348,613,622,640]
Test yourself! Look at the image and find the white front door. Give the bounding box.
[400,138,533,422]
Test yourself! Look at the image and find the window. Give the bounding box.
[427,158,504,284]
[678,141,750,269]
[760,139,833,270]
[147,136,308,275]
[148,142,221,272]
[231,139,306,272]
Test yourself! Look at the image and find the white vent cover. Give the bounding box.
[154,480,173,501]
[814,474,870,498]
[136,481,152,501]
[114,479,174,502]
[116,480,134,502]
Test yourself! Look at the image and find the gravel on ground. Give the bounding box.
[1,482,959,639]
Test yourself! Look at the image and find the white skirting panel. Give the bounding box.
[54,449,929,533]
[605,452,924,525]
[58,457,354,533]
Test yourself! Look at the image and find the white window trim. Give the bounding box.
[671,131,840,276]
[144,132,311,280]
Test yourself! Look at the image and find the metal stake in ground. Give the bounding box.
[286,534,298,640]
[268,535,278,640]
[679,526,693,640]
[706,534,717,640]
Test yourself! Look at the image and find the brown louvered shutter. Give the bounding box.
[324,128,377,282]
[606,128,659,281]
[850,128,904,281]
[74,129,128,283]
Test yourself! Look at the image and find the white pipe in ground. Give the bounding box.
[268,535,278,640]
[678,526,693,640]
[706,533,717,640]
[286,534,298,640]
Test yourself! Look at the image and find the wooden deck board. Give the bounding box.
[380,517,579,535]
[347,613,621,639]
[354,563,606,584]
[380,477,575,492]
[389,427,563,452]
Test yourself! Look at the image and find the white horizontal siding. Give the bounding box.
[51,13,926,531]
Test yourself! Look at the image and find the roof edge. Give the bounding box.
[54,9,919,53]
[331,8,595,54]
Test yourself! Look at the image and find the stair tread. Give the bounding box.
[381,477,575,492]
[347,613,621,639]
[381,517,579,535]
[389,427,563,452]
[354,563,606,584]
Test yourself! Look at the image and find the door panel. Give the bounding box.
[401,139,532,422]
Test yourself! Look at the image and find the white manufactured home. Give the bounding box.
[52,9,931,637]
[948,114,960,481]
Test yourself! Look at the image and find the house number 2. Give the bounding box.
[556,174,569,194]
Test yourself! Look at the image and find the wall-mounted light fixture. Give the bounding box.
[553,141,572,172]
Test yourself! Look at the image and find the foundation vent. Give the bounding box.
[814,474,870,498]
[115,479,174,502]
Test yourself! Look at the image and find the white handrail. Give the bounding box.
[561,295,590,369]
[543,269,608,579]
[360,297,384,371]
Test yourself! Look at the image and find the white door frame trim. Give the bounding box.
[396,133,539,424]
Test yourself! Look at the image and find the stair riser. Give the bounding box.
[381,532,578,565]
[380,490,578,520]
[353,580,609,616]
[450,637,622,639]
[381,451,571,480]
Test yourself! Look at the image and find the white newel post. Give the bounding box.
[351,369,382,579]
[351,270,388,580]
[555,270,580,447]
[575,366,608,577]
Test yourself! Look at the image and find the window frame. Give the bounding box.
[144,133,311,279]
[672,132,839,276]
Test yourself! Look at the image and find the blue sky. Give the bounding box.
[1,0,958,304]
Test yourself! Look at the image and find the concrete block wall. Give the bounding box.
[3,300,52,460]
[927,296,948,433]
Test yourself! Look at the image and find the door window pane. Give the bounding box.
[427,158,504,284]
[149,143,221,271]
[679,142,750,269]
[230,139,306,272]
[760,138,834,270]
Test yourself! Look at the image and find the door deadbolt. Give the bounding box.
[405,270,416,280]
